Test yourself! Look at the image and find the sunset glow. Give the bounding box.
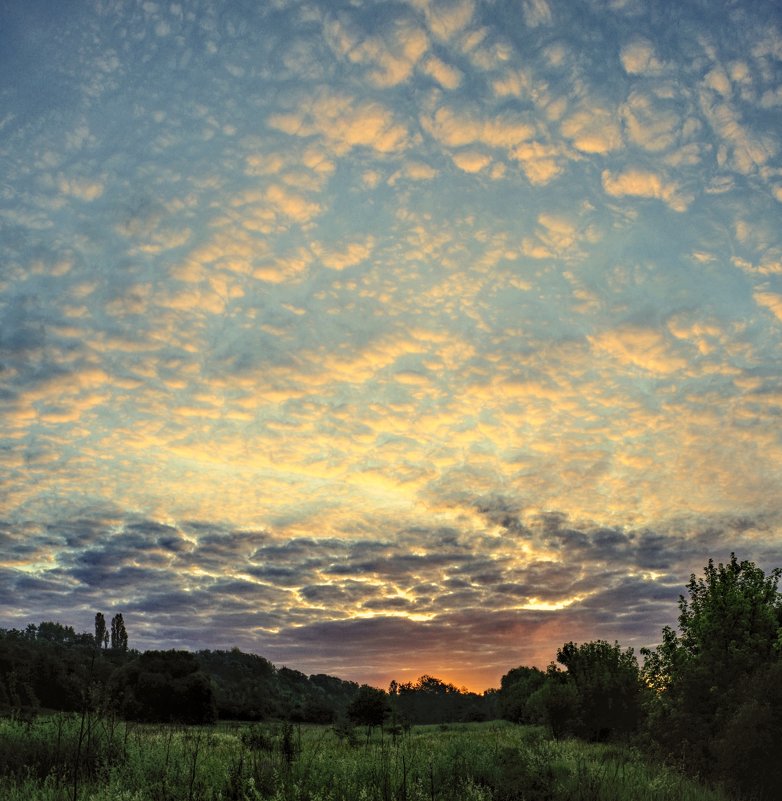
[2,0,781,691]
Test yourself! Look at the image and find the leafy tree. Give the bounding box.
[556,640,642,741]
[527,666,580,740]
[346,684,390,737]
[498,665,546,723]
[111,650,216,723]
[642,554,782,799]
[110,614,128,651]
[392,674,487,724]
[37,621,77,645]
[677,554,780,684]
[196,648,279,720]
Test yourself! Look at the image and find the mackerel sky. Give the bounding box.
[2,0,781,690]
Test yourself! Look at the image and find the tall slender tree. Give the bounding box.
[94,612,108,649]
[110,613,128,651]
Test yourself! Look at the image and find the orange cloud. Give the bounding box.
[601,168,690,210]
[589,326,689,374]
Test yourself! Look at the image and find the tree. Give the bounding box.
[37,621,77,645]
[110,614,128,651]
[346,684,390,737]
[526,666,580,740]
[677,554,781,684]
[499,665,547,723]
[556,640,642,740]
[391,674,485,724]
[94,613,108,650]
[642,554,782,799]
[110,650,216,723]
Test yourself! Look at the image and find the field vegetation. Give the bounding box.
[0,716,731,801]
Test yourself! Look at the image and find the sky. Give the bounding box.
[1,0,781,692]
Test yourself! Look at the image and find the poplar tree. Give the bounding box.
[110,613,128,651]
[94,612,108,649]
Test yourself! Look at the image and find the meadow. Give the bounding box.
[0,714,732,801]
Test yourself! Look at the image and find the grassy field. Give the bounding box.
[0,715,731,801]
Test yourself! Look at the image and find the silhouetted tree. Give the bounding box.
[556,640,642,740]
[37,621,77,645]
[392,674,486,724]
[110,614,128,651]
[94,613,108,650]
[527,666,580,740]
[347,684,390,737]
[111,650,216,723]
[499,665,547,723]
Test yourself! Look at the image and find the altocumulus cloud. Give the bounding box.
[1,0,781,689]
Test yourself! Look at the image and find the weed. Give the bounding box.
[0,717,735,801]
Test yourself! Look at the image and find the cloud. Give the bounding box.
[412,0,475,42]
[266,184,322,223]
[420,55,462,89]
[561,107,623,154]
[3,0,782,693]
[57,175,105,201]
[601,167,690,210]
[754,290,782,322]
[492,68,533,99]
[620,38,665,75]
[324,15,429,88]
[521,0,553,28]
[699,93,778,175]
[509,140,565,184]
[420,102,570,183]
[5,507,774,689]
[588,325,689,374]
[268,90,410,155]
[451,150,491,173]
[704,66,732,97]
[423,105,535,149]
[312,237,375,270]
[520,212,595,261]
[621,91,682,152]
[389,161,438,183]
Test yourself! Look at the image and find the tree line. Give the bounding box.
[0,613,492,727]
[2,554,781,799]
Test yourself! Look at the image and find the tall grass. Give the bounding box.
[0,716,733,801]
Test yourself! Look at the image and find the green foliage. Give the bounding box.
[36,621,79,645]
[556,640,643,741]
[498,665,547,724]
[195,650,359,723]
[346,684,390,733]
[392,674,489,724]
[195,648,279,721]
[0,717,733,801]
[642,554,782,800]
[0,624,118,716]
[502,644,643,744]
[527,671,580,740]
[111,650,217,724]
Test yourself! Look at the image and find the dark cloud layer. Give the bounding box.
[2,507,777,688]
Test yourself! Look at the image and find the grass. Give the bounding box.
[0,715,733,801]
